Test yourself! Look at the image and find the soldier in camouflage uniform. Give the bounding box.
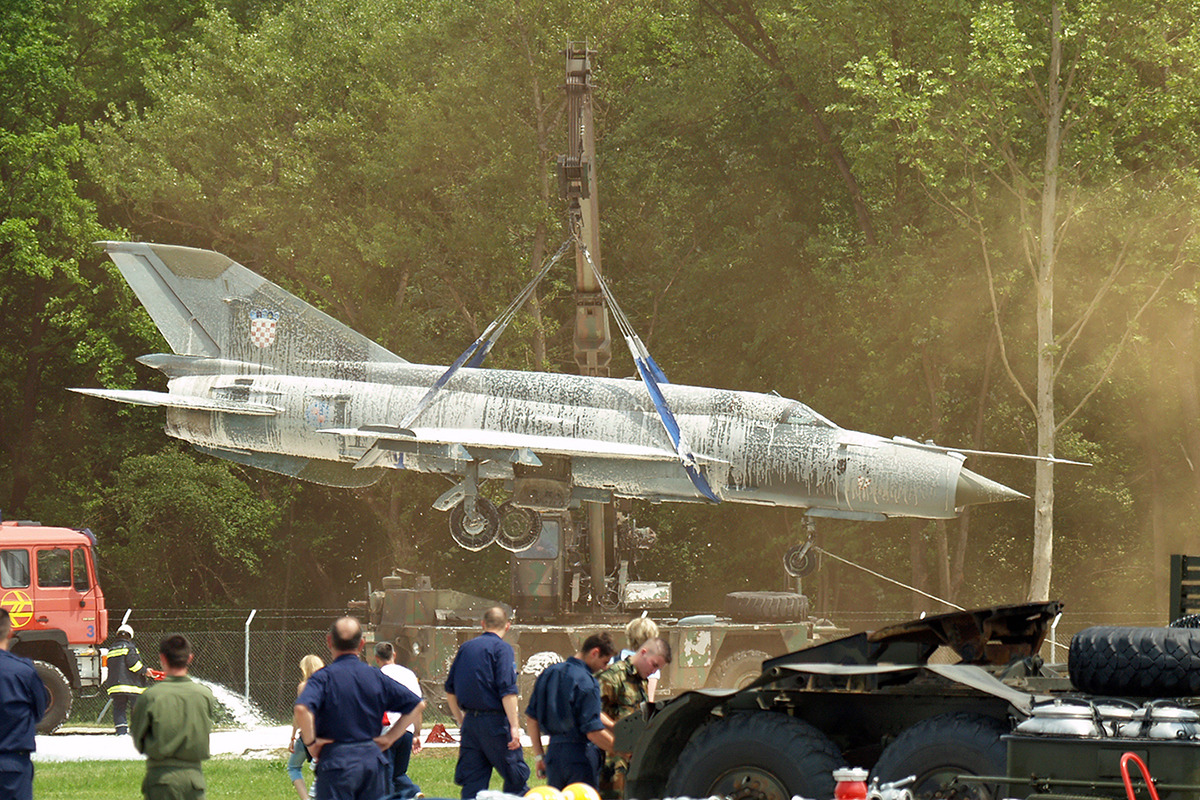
[597,637,671,797]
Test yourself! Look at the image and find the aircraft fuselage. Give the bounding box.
[160,361,972,519]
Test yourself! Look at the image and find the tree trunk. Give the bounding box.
[1028,3,1062,602]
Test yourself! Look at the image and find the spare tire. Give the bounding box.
[34,660,72,734]
[724,591,808,622]
[1069,626,1200,696]
[707,649,769,689]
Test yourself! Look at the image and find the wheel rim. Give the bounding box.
[449,499,499,550]
[911,767,992,800]
[462,512,489,536]
[707,767,792,800]
[732,669,759,689]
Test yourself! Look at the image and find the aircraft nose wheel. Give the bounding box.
[449,498,500,550]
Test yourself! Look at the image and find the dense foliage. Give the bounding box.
[3,0,1198,618]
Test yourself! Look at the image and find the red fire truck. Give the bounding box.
[0,519,108,732]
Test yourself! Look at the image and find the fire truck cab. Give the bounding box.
[0,520,108,732]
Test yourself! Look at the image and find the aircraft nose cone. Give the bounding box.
[955,467,1027,508]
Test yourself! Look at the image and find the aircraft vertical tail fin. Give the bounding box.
[99,242,405,376]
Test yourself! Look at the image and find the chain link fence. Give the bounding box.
[74,608,455,729]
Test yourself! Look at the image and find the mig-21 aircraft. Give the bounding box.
[74,241,1028,551]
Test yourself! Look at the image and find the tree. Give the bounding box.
[0,0,132,518]
[838,0,1200,599]
[96,448,280,606]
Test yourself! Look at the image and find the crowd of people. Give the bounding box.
[287,606,671,800]
[0,605,670,800]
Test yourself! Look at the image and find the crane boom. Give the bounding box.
[559,42,612,608]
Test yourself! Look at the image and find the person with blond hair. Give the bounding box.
[620,616,660,702]
[287,654,325,799]
[598,636,672,797]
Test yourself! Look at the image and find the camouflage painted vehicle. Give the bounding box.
[357,513,830,713]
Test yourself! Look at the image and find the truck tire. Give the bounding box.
[1069,626,1200,696]
[34,660,72,734]
[665,712,842,800]
[724,591,808,623]
[708,649,770,689]
[870,712,1007,800]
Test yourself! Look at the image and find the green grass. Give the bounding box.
[35,747,543,799]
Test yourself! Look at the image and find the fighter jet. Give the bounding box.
[73,241,1026,550]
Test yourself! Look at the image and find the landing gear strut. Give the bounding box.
[439,462,500,550]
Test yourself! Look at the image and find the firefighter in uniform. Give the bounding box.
[105,624,153,735]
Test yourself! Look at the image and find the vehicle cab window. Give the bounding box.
[1,549,30,588]
[72,547,90,592]
[37,548,72,588]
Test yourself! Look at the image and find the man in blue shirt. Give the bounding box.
[0,608,47,800]
[444,606,529,799]
[525,633,616,789]
[294,617,425,800]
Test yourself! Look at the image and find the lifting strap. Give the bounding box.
[574,238,719,503]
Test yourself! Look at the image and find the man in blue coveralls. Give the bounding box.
[0,608,47,800]
[445,606,529,799]
[525,633,616,789]
[294,617,425,800]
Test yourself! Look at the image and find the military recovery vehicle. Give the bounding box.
[356,510,832,711]
[614,575,1200,800]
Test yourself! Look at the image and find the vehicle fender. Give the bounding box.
[10,629,81,690]
[619,689,732,800]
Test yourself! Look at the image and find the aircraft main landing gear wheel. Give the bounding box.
[497,502,541,552]
[449,497,500,550]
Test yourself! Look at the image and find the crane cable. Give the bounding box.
[573,236,720,501]
[812,545,966,612]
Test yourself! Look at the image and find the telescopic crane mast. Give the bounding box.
[558,43,613,609]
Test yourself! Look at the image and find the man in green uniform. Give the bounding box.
[597,636,671,798]
[131,634,216,800]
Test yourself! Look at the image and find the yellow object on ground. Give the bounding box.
[562,783,600,800]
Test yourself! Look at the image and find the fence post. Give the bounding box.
[244,609,257,705]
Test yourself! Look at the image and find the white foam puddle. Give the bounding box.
[36,679,276,762]
[193,678,269,729]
